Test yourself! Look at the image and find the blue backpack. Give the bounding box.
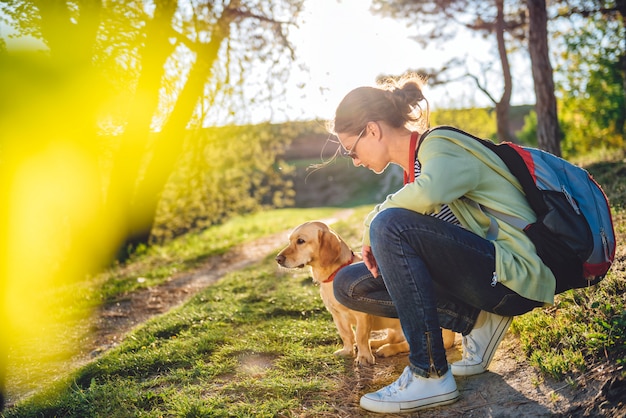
[422,127,616,294]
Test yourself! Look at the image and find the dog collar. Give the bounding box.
[322,252,355,283]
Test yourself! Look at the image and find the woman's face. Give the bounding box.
[338,122,389,174]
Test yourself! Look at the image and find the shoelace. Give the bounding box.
[381,367,414,396]
[461,335,480,362]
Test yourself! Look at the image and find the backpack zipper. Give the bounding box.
[601,228,610,262]
[562,186,581,215]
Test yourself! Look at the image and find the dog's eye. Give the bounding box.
[296,238,305,245]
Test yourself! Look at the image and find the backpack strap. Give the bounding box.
[403,132,419,185]
[419,126,544,240]
[477,140,549,217]
[419,127,547,217]
[465,200,501,240]
[479,205,529,230]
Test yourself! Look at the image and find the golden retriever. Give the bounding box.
[276,221,455,365]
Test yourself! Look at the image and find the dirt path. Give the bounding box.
[89,230,296,356]
[5,208,624,416]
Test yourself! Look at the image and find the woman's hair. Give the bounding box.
[328,74,430,136]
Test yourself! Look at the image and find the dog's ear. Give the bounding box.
[318,228,342,266]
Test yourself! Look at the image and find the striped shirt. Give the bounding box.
[411,157,460,225]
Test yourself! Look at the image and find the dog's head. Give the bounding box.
[275,221,344,273]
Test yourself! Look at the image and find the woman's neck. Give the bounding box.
[388,129,416,173]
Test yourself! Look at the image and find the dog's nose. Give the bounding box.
[275,254,285,265]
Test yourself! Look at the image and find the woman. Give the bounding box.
[329,76,555,414]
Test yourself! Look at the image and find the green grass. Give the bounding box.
[2,206,354,414]
[511,270,626,379]
[3,152,625,416]
[3,211,369,417]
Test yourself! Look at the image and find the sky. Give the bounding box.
[281,0,535,122]
[0,0,536,124]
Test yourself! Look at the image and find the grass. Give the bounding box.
[4,208,372,418]
[3,152,625,416]
[1,206,345,413]
[511,271,626,378]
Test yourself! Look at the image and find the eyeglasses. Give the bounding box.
[341,127,366,159]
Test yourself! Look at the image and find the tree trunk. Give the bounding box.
[527,0,561,156]
[616,0,626,143]
[495,0,514,142]
[124,2,240,252]
[106,0,178,259]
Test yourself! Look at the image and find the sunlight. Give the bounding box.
[285,0,433,120]
[282,0,533,122]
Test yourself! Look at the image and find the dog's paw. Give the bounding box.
[355,353,376,366]
[375,341,409,358]
[369,338,387,350]
[375,344,396,358]
[333,347,355,358]
[375,344,404,358]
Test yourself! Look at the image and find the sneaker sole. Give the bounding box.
[451,315,513,377]
[360,389,460,414]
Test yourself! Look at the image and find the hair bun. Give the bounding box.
[401,82,425,103]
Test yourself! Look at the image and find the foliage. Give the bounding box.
[517,110,539,147]
[150,121,327,243]
[373,1,626,156]
[583,154,626,210]
[512,262,626,379]
[431,107,498,139]
[290,158,404,208]
[105,206,341,301]
[371,0,526,49]
[0,0,307,256]
[511,105,624,160]
[552,7,625,155]
[2,206,341,403]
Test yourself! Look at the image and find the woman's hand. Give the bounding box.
[362,245,379,277]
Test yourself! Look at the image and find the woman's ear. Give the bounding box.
[368,120,382,139]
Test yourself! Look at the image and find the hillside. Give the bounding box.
[284,105,534,208]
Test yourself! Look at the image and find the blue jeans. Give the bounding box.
[334,208,542,378]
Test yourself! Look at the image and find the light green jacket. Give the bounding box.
[363,127,556,305]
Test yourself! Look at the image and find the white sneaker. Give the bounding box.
[451,310,513,376]
[360,366,459,413]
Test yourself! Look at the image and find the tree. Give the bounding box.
[0,0,304,406]
[372,0,526,142]
[494,0,515,142]
[553,0,626,154]
[2,0,304,251]
[527,0,561,155]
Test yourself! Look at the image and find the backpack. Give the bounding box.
[421,126,616,294]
